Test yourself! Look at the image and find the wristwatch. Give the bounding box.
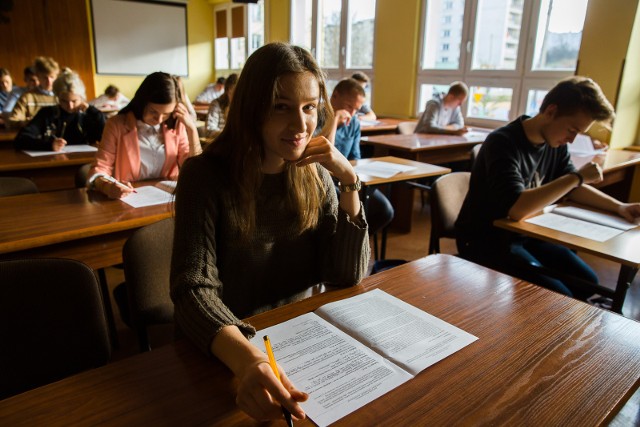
[338,175,362,193]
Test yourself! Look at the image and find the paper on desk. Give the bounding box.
[120,186,173,208]
[525,213,624,242]
[359,119,382,127]
[549,205,639,230]
[22,144,98,156]
[568,134,606,156]
[354,161,416,178]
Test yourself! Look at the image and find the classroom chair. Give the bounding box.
[470,144,482,169]
[0,258,111,400]
[75,163,92,188]
[428,172,470,254]
[114,218,175,352]
[0,177,38,196]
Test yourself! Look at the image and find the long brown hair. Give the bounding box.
[120,72,183,129]
[207,43,334,236]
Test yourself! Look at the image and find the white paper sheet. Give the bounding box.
[525,212,624,242]
[568,134,606,156]
[120,185,173,208]
[359,119,382,127]
[22,145,98,157]
[251,289,477,427]
[354,161,417,179]
[550,205,639,230]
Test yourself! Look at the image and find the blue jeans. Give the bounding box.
[458,237,598,299]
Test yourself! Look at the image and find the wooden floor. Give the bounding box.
[105,190,640,361]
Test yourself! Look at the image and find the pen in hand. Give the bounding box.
[263,335,294,427]
[102,175,137,193]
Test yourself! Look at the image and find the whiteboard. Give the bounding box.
[91,0,189,76]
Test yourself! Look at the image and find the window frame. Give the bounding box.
[416,0,586,126]
[213,1,268,76]
[289,0,378,98]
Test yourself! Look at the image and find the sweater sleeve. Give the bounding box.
[170,157,255,355]
[415,100,443,133]
[205,101,223,137]
[317,167,370,287]
[13,108,55,151]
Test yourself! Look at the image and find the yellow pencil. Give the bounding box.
[263,335,293,427]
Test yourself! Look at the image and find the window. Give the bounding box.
[290,0,377,97]
[417,0,589,127]
[214,1,266,74]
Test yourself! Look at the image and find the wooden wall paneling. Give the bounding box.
[0,0,95,99]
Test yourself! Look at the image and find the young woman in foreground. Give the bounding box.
[170,43,370,421]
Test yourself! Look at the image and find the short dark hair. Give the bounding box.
[216,76,226,85]
[447,81,469,98]
[333,78,366,98]
[23,66,35,77]
[351,72,369,84]
[104,85,119,97]
[0,68,9,78]
[119,72,181,121]
[540,76,614,122]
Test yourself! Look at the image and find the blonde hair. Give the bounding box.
[34,56,60,75]
[208,43,333,237]
[52,68,86,99]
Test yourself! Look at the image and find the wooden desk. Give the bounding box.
[194,104,209,121]
[360,118,412,136]
[0,187,173,270]
[0,128,17,143]
[362,130,490,165]
[354,156,450,250]
[0,146,96,191]
[494,210,640,313]
[1,255,638,425]
[571,149,640,202]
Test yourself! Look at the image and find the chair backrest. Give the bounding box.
[428,172,471,254]
[123,218,175,329]
[397,121,417,135]
[0,258,111,399]
[0,177,38,196]
[75,163,92,188]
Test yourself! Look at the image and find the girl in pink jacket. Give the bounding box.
[88,72,201,199]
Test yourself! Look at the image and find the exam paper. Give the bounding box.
[120,186,173,208]
[251,289,477,426]
[568,134,606,156]
[22,144,98,156]
[354,161,417,179]
[254,313,412,427]
[526,212,624,242]
[359,119,382,127]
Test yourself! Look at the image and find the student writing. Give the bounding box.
[415,81,469,135]
[14,69,105,151]
[170,42,370,422]
[88,72,201,199]
[456,76,640,300]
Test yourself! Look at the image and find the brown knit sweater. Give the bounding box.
[8,91,56,128]
[170,154,370,355]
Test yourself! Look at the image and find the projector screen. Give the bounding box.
[91,0,189,76]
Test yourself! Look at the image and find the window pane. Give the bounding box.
[291,0,313,51]
[347,0,376,69]
[247,2,265,56]
[467,86,512,120]
[418,83,450,113]
[526,88,548,116]
[532,0,587,71]
[215,38,229,70]
[422,0,465,70]
[471,0,524,70]
[230,37,246,69]
[318,0,342,68]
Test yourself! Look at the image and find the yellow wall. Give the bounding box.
[372,0,421,118]
[90,0,215,101]
[268,0,290,42]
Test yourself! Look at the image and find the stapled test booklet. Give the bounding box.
[250,289,478,426]
[525,204,639,242]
